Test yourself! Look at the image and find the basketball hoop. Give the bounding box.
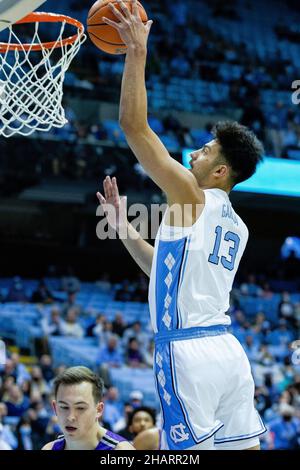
[0,12,86,138]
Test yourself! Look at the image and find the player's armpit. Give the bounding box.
[123,125,204,206]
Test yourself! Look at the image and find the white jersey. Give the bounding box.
[149,188,249,332]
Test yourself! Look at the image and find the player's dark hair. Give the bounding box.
[53,366,104,403]
[213,121,264,186]
[127,406,156,427]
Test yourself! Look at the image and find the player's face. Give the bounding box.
[189,139,226,188]
[53,382,103,441]
[130,411,155,435]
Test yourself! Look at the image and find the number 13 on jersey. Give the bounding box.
[208,226,240,271]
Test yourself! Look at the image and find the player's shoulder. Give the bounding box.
[133,427,160,450]
[115,440,136,450]
[41,441,55,450]
[203,188,224,205]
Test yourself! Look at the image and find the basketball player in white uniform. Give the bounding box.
[98,0,267,450]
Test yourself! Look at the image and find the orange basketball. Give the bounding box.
[87,0,148,54]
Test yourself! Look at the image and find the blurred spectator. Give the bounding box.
[125,338,145,368]
[127,406,156,439]
[266,319,294,348]
[2,354,31,387]
[86,313,105,338]
[0,422,12,450]
[122,321,149,352]
[143,339,155,368]
[278,292,295,328]
[112,312,127,338]
[39,355,54,384]
[93,319,114,346]
[96,335,123,387]
[30,367,50,397]
[240,274,263,297]
[31,280,53,304]
[39,307,63,355]
[0,403,17,449]
[243,335,261,362]
[102,387,124,433]
[117,402,134,439]
[96,335,123,368]
[269,403,300,449]
[45,415,61,444]
[129,390,144,409]
[260,283,274,300]
[16,415,33,450]
[5,385,30,417]
[41,307,63,337]
[60,308,84,338]
[61,291,82,317]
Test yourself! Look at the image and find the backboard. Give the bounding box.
[0,0,46,32]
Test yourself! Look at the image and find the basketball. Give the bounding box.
[87,0,148,55]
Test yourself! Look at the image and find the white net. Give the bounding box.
[0,17,86,138]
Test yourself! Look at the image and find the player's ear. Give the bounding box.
[52,400,57,416]
[96,401,104,420]
[214,164,228,178]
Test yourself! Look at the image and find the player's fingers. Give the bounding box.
[108,2,127,22]
[96,192,106,204]
[116,0,132,19]
[102,17,120,29]
[132,0,139,18]
[146,20,153,33]
[105,176,113,198]
[112,177,120,206]
[103,180,107,199]
[112,177,120,197]
[103,177,111,199]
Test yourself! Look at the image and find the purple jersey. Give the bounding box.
[51,430,126,450]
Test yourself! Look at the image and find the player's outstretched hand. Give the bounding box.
[102,0,153,52]
[96,176,127,231]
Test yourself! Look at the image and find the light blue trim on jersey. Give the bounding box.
[155,324,228,344]
[155,236,188,331]
[214,411,267,444]
[177,235,192,328]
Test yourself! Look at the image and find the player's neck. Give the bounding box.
[65,424,104,450]
[206,184,231,194]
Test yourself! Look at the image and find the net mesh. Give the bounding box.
[0,19,86,138]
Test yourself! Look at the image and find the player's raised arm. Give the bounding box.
[102,0,204,207]
[97,176,154,277]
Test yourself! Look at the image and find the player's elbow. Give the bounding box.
[119,117,148,135]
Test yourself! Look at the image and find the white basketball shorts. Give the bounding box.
[154,326,266,450]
